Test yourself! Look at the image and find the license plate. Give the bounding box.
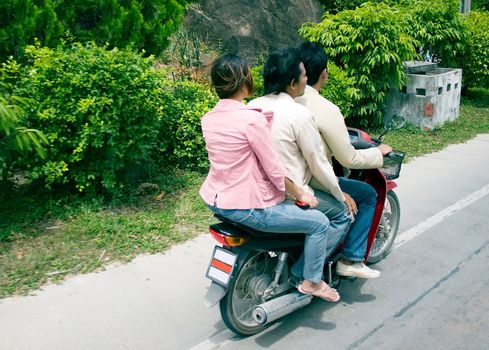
[205,246,237,288]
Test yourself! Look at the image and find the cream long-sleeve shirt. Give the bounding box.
[248,93,344,202]
[296,85,383,169]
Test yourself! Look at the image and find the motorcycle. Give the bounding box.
[203,117,405,336]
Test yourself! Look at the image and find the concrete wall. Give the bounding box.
[384,62,462,130]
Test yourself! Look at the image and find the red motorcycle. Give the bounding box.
[203,118,405,336]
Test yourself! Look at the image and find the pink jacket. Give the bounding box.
[199,99,289,209]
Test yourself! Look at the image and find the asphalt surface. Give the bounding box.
[1,134,488,350]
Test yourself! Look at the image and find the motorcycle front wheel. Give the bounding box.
[220,251,277,336]
[367,190,400,263]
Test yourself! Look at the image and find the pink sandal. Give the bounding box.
[297,281,340,302]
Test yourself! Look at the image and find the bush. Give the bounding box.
[403,0,466,67]
[3,42,165,194]
[250,65,265,99]
[459,11,489,89]
[156,79,217,172]
[319,0,369,13]
[300,2,418,127]
[472,0,489,11]
[0,0,190,62]
[0,81,47,181]
[320,62,360,119]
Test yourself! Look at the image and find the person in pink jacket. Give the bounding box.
[200,53,340,302]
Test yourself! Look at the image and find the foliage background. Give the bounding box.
[301,0,482,127]
[0,82,47,180]
[300,2,419,127]
[2,43,165,195]
[0,0,190,62]
[459,11,489,89]
[156,79,217,172]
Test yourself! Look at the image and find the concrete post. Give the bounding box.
[460,0,471,13]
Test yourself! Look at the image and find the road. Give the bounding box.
[1,134,488,350]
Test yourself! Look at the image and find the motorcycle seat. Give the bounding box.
[212,214,304,239]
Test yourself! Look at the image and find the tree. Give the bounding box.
[459,10,489,89]
[0,0,39,60]
[0,0,190,62]
[402,0,466,67]
[300,2,418,127]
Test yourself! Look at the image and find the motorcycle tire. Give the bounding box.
[367,190,400,264]
[219,251,276,336]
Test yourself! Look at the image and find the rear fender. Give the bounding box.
[203,246,252,307]
[203,281,227,307]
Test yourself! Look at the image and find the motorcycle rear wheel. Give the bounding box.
[367,191,400,263]
[219,251,277,336]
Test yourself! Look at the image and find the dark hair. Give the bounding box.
[298,42,328,86]
[263,48,302,95]
[210,54,253,99]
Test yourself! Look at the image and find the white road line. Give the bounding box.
[189,330,235,350]
[394,184,489,249]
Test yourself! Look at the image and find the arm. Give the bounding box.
[245,114,288,192]
[285,177,318,208]
[296,116,345,202]
[316,106,384,169]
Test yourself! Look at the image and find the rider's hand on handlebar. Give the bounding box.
[297,192,318,209]
[377,144,393,156]
[343,192,357,217]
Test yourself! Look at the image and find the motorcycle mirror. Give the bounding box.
[378,116,405,141]
[386,116,406,131]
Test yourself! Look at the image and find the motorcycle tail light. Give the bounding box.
[209,228,249,247]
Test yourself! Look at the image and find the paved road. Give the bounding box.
[1,134,489,350]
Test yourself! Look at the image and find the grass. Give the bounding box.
[1,88,488,298]
[0,172,214,297]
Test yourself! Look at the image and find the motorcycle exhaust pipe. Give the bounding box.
[252,291,313,325]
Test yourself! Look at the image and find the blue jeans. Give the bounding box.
[290,189,351,278]
[338,177,377,261]
[207,201,329,283]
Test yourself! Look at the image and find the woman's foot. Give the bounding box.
[297,281,340,302]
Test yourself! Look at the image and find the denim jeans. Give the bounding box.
[290,189,351,278]
[291,178,376,278]
[338,177,377,261]
[207,201,329,283]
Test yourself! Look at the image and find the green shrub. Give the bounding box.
[403,0,466,68]
[300,2,418,127]
[0,0,190,62]
[4,42,165,194]
[472,0,489,11]
[319,0,369,13]
[0,81,47,180]
[250,65,265,99]
[459,11,489,89]
[320,62,360,119]
[156,79,217,172]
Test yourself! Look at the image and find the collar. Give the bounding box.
[305,85,320,95]
[276,92,296,102]
[216,99,274,125]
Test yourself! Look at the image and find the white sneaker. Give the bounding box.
[336,261,381,279]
